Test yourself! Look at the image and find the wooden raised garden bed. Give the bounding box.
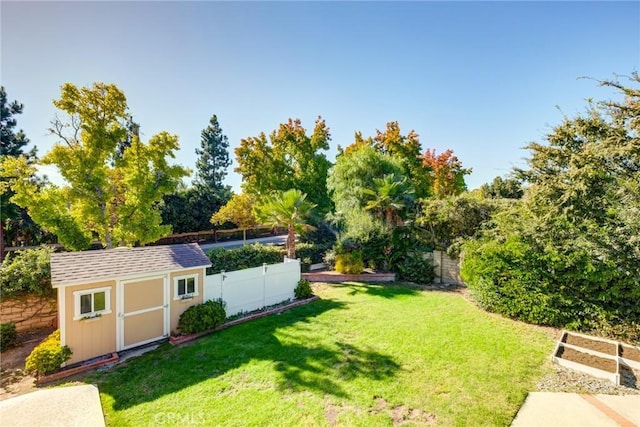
[552,331,640,385]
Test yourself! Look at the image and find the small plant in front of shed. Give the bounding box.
[294,279,313,299]
[178,299,227,335]
[25,330,72,376]
[1,322,18,352]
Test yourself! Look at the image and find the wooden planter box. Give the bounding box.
[552,331,640,385]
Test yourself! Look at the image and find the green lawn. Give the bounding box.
[90,283,555,426]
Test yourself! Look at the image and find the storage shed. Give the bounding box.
[50,243,211,364]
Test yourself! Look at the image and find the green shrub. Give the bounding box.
[207,244,285,275]
[178,299,227,334]
[461,237,568,327]
[396,252,435,284]
[323,249,336,269]
[25,330,72,376]
[1,322,18,352]
[335,251,364,274]
[294,279,314,299]
[0,246,54,298]
[295,243,330,265]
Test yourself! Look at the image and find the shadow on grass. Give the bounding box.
[91,297,400,410]
[341,282,422,299]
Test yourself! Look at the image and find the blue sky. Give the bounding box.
[2,1,639,192]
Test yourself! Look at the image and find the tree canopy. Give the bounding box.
[235,117,332,215]
[195,115,232,192]
[0,87,47,261]
[328,145,409,230]
[161,114,234,234]
[211,192,258,243]
[461,74,640,336]
[1,82,188,249]
[478,176,524,199]
[0,87,34,159]
[422,148,471,198]
[255,189,316,259]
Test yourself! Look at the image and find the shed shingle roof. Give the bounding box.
[50,243,211,287]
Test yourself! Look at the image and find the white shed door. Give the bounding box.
[117,276,169,351]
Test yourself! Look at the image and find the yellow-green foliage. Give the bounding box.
[1,82,189,250]
[335,252,364,274]
[25,330,72,376]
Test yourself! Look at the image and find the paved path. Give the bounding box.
[199,234,287,251]
[511,392,640,426]
[0,384,105,427]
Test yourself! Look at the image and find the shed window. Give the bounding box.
[174,275,198,299]
[73,287,111,320]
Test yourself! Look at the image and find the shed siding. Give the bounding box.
[64,280,117,364]
[123,277,165,313]
[124,310,165,347]
[169,268,204,334]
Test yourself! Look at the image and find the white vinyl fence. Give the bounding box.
[203,259,301,317]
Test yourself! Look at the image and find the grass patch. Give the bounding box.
[90,282,554,426]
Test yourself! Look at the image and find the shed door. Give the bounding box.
[117,276,169,351]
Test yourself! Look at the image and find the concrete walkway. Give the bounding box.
[511,392,640,426]
[0,384,105,427]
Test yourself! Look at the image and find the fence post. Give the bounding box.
[220,270,225,300]
[263,263,268,308]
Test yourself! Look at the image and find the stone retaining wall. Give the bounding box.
[0,295,58,332]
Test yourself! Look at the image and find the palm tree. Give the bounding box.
[255,189,316,259]
[362,173,414,226]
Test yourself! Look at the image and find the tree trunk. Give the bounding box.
[0,220,5,263]
[105,230,113,249]
[287,224,295,259]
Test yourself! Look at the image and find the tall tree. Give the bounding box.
[422,148,471,198]
[1,82,188,249]
[462,74,640,331]
[372,122,430,199]
[235,117,332,215]
[255,189,316,259]
[327,145,408,226]
[0,87,38,261]
[211,192,258,244]
[338,121,432,200]
[195,115,231,191]
[1,87,35,159]
[160,186,198,235]
[343,122,432,199]
[362,174,414,227]
[184,115,233,232]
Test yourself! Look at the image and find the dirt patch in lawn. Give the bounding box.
[620,344,640,363]
[556,346,617,373]
[369,396,436,425]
